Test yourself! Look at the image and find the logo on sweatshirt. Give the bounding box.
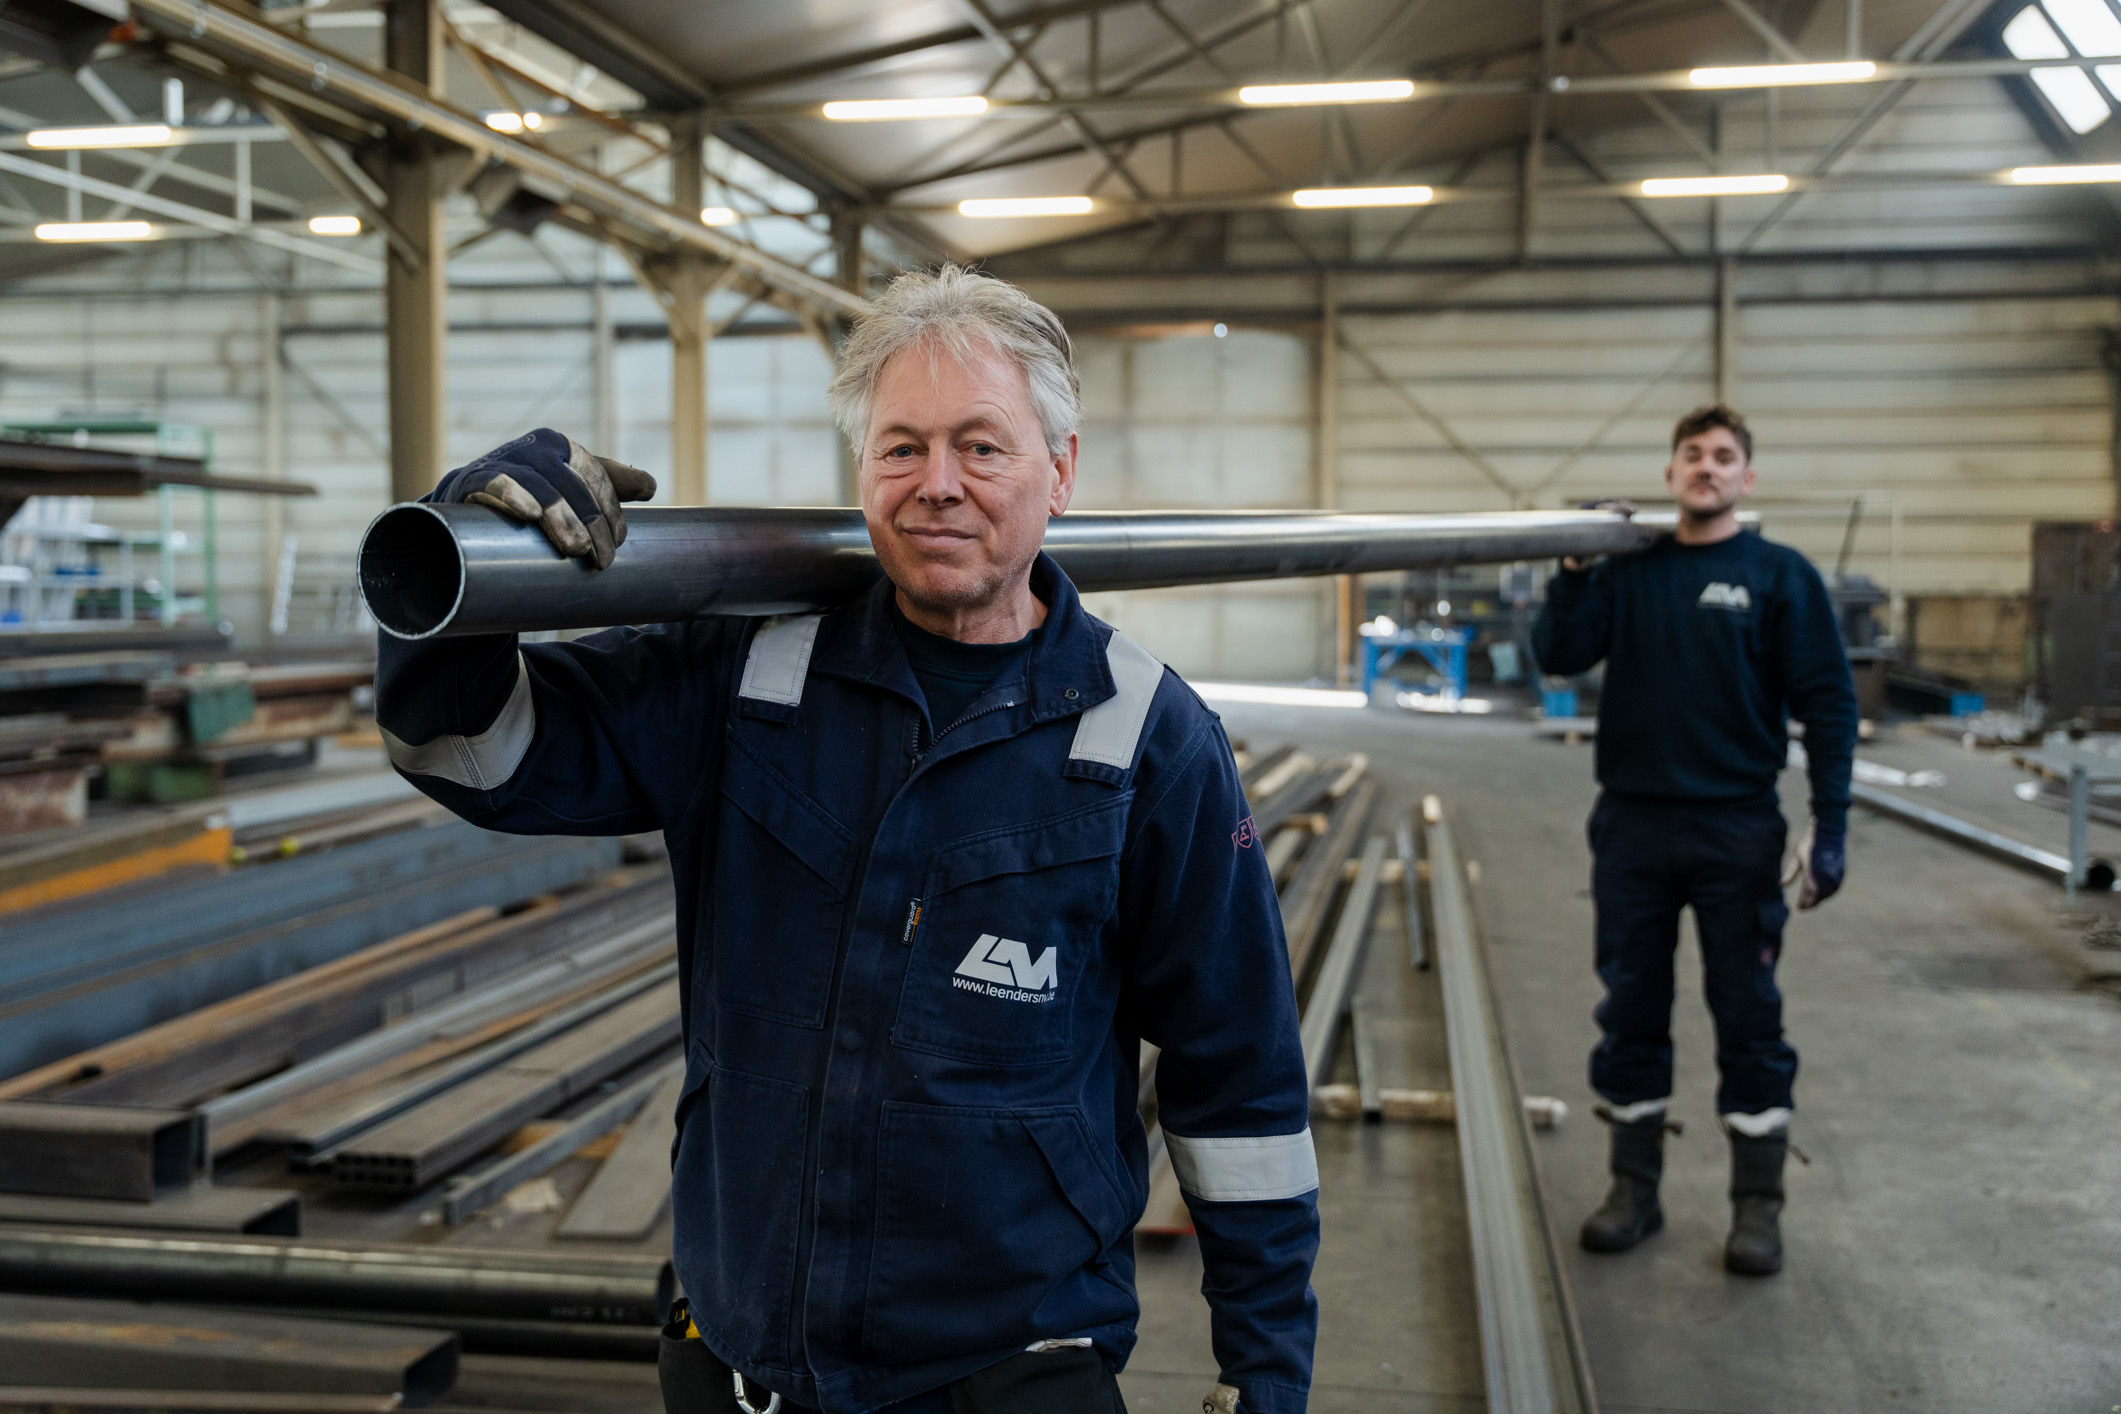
[1697,582,1752,612]
[953,933,1059,1003]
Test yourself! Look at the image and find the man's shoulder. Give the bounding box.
[1081,612,1221,763]
[1742,533,1831,590]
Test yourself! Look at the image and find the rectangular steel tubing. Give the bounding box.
[442,1056,683,1226]
[0,1186,299,1236]
[293,960,678,1161]
[555,1065,686,1241]
[0,833,624,1081]
[204,915,675,1144]
[0,1105,197,1201]
[1426,800,1597,1414]
[331,982,681,1191]
[0,1294,456,1403]
[39,871,669,1109]
[1297,834,1388,1090]
[0,1228,673,1326]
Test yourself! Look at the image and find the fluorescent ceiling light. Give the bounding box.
[1292,184,1433,208]
[308,214,361,235]
[484,111,542,133]
[701,206,737,225]
[1640,173,1790,197]
[1688,60,1876,87]
[1238,79,1416,105]
[1192,682,1369,709]
[35,221,153,242]
[957,196,1093,217]
[2009,162,2121,181]
[26,123,173,149]
[2043,0,2121,56]
[2002,5,2069,57]
[824,96,988,121]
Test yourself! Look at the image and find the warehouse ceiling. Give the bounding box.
[0,0,2078,290]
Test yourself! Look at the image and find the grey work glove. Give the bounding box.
[1562,497,1639,572]
[427,427,656,570]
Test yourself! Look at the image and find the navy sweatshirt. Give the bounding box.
[1531,530,1858,831]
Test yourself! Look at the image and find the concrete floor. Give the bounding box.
[1200,701,2121,1414]
[299,705,2121,1413]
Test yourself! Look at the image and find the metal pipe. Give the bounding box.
[0,1228,673,1327]
[360,503,1665,640]
[1850,781,2116,890]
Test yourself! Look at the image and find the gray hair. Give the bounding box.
[827,264,1080,457]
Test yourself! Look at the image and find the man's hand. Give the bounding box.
[1562,497,1639,572]
[430,428,656,571]
[1792,818,1846,909]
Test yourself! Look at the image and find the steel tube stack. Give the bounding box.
[359,503,1668,639]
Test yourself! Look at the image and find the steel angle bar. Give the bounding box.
[0,1187,299,1237]
[359,504,1665,639]
[1251,764,1339,840]
[0,1229,673,1326]
[0,1294,455,1403]
[1425,798,1596,1414]
[1394,809,1430,971]
[556,1065,686,1241]
[0,1390,403,1414]
[1298,835,1389,1090]
[0,1105,197,1201]
[442,1056,683,1226]
[1850,781,2115,889]
[1279,780,1377,985]
[295,960,679,1161]
[224,1306,659,1363]
[202,914,675,1145]
[1236,743,1297,794]
[331,985,680,1191]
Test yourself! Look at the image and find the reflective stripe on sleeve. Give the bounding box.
[1069,628,1162,769]
[1163,1128,1319,1202]
[380,653,535,790]
[738,614,825,706]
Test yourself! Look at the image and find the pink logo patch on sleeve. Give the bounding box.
[1233,815,1259,849]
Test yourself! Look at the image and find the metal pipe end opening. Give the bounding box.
[359,502,466,640]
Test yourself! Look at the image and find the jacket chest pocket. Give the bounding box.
[710,733,856,1028]
[892,798,1127,1068]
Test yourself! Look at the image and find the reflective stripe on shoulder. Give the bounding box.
[738,613,825,706]
[1069,628,1162,770]
[1163,1128,1318,1202]
[380,653,535,791]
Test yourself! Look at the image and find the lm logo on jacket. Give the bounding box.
[1698,581,1752,612]
[953,933,1059,1003]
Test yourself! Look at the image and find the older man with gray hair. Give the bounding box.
[375,265,1320,1414]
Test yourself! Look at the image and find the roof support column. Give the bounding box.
[666,112,711,505]
[383,0,447,504]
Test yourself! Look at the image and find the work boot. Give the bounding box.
[1724,1127,1787,1276]
[1580,1111,1665,1252]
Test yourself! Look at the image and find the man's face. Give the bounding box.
[1664,425,1755,519]
[859,340,1076,620]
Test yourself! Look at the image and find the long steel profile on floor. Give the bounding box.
[1424,795,1599,1414]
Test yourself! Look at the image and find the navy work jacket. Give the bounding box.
[375,554,1320,1414]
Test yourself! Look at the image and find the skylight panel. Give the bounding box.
[2032,64,2113,129]
[2003,5,2070,57]
[2043,0,2121,56]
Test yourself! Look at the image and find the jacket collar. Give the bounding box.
[808,550,1117,724]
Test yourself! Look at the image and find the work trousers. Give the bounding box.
[660,1305,1128,1414]
[1587,792,1798,1115]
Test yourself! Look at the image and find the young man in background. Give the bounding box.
[1532,404,1858,1276]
